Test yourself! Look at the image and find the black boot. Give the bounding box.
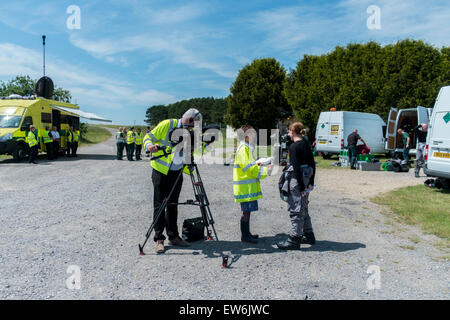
[301,232,316,245]
[241,220,258,243]
[277,236,301,250]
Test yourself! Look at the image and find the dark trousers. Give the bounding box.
[71,141,78,157]
[53,141,59,159]
[45,142,54,160]
[126,143,135,160]
[135,144,142,160]
[117,142,125,159]
[67,142,72,156]
[152,169,183,242]
[28,145,38,163]
[348,145,357,169]
[403,148,410,162]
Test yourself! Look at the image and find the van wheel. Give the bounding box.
[322,153,332,159]
[13,144,27,162]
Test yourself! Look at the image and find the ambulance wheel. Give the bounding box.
[13,144,27,162]
[322,153,332,159]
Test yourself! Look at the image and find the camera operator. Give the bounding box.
[144,108,205,254]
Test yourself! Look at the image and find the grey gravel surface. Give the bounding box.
[0,131,448,299]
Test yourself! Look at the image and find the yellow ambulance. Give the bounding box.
[0,95,81,162]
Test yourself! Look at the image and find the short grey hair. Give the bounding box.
[182,108,202,121]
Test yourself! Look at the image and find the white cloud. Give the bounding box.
[249,0,450,56]
[0,43,176,111]
[69,33,236,78]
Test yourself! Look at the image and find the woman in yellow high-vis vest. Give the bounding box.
[233,125,273,243]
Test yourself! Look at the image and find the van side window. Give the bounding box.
[41,112,52,123]
[21,116,33,131]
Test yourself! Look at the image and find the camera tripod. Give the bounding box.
[138,147,229,268]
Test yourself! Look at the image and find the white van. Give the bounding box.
[385,106,433,157]
[424,86,450,181]
[314,111,386,158]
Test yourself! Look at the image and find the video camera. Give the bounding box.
[280,130,293,165]
[168,123,220,147]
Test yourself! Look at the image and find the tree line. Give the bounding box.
[146,40,448,135]
[145,97,227,126]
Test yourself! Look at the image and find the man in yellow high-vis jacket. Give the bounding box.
[126,126,136,161]
[134,128,143,161]
[27,125,39,164]
[43,125,53,160]
[143,108,203,254]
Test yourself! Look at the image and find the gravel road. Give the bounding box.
[0,130,448,299]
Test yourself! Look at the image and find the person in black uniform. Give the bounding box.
[277,122,317,250]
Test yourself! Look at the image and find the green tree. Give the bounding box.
[145,97,228,126]
[284,40,449,135]
[227,58,291,129]
[145,105,168,126]
[0,75,72,102]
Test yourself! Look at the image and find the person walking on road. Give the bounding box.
[398,128,410,163]
[27,125,39,164]
[414,123,428,177]
[116,127,126,160]
[126,126,136,161]
[277,122,316,250]
[135,128,143,161]
[43,125,53,160]
[347,129,366,170]
[233,125,273,243]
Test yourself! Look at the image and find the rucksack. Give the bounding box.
[181,217,205,242]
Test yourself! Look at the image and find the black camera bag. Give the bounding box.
[182,217,205,242]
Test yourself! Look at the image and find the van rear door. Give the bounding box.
[385,108,398,151]
[316,112,330,151]
[427,111,450,174]
[417,106,429,126]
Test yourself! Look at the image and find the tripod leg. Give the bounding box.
[189,164,229,268]
[138,169,184,255]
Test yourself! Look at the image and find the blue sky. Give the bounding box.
[0,0,449,124]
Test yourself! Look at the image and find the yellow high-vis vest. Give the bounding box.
[233,141,268,203]
[27,131,38,147]
[42,130,52,144]
[74,131,79,142]
[135,132,143,145]
[127,130,135,145]
[143,119,192,176]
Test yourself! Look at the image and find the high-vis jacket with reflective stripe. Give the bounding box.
[42,130,52,144]
[27,131,38,147]
[233,141,268,203]
[143,119,192,176]
[135,132,143,145]
[127,131,135,144]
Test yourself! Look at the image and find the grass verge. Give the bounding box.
[372,185,450,242]
[80,125,112,145]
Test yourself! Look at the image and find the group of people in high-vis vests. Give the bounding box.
[27,125,79,164]
[143,108,317,254]
[115,127,144,161]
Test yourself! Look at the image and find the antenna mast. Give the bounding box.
[42,35,46,76]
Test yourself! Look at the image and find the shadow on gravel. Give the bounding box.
[157,234,365,268]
